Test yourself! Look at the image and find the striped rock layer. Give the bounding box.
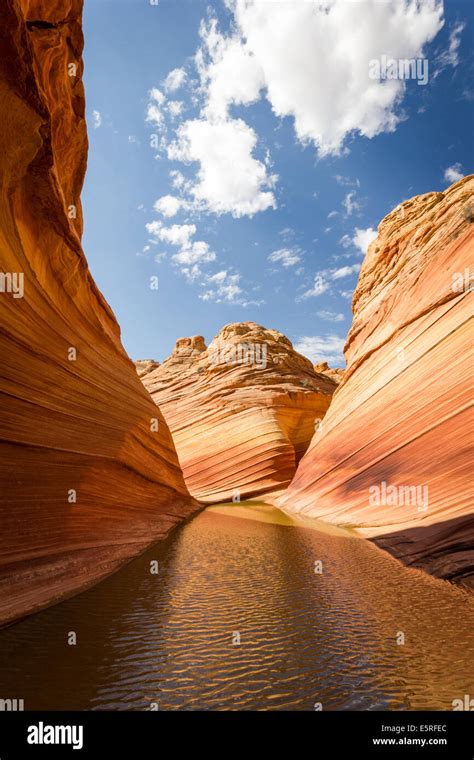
[0,0,197,626]
[279,176,474,588]
[139,323,337,503]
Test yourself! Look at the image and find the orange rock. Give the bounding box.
[0,0,197,626]
[140,322,337,503]
[314,362,344,384]
[135,359,160,378]
[279,176,474,588]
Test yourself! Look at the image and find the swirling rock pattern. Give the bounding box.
[0,0,197,626]
[279,177,474,588]
[139,323,337,503]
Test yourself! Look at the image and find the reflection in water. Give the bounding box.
[0,504,473,710]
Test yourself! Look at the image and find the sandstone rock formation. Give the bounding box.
[0,0,197,626]
[314,362,344,384]
[279,176,474,588]
[135,359,160,378]
[140,323,337,503]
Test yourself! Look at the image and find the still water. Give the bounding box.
[1,503,473,710]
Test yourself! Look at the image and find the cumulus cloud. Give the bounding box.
[268,247,302,267]
[227,0,444,155]
[197,18,264,120]
[153,195,182,218]
[294,335,345,365]
[200,271,243,303]
[92,110,102,129]
[352,227,377,255]
[171,240,216,266]
[167,101,184,118]
[146,88,166,128]
[444,163,464,183]
[167,117,277,216]
[163,67,187,92]
[146,221,196,247]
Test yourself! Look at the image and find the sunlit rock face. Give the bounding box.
[314,362,344,384]
[0,0,197,626]
[140,322,337,503]
[279,177,474,588]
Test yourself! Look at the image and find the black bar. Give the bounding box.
[0,711,473,758]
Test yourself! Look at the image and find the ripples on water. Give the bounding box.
[0,503,473,710]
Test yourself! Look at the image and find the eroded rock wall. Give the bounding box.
[0,0,197,626]
[140,322,337,503]
[279,177,474,588]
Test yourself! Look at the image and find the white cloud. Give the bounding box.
[340,290,354,299]
[200,272,243,303]
[268,247,301,267]
[329,264,361,280]
[146,221,196,247]
[171,240,216,266]
[298,275,329,300]
[149,87,165,105]
[444,163,464,183]
[352,227,377,255]
[153,195,182,218]
[316,310,345,323]
[167,101,184,118]
[436,22,464,72]
[92,110,102,129]
[343,191,361,216]
[197,18,264,120]
[227,0,444,155]
[167,117,276,217]
[163,67,187,92]
[334,175,360,188]
[294,335,345,365]
[146,88,166,128]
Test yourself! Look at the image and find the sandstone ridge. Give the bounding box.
[139,322,337,503]
[0,0,197,626]
[278,176,474,588]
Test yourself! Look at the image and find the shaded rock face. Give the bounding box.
[140,322,337,503]
[279,176,474,588]
[0,0,197,626]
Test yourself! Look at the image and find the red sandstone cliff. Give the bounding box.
[139,322,337,503]
[279,176,474,588]
[0,0,197,626]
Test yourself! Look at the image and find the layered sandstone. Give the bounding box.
[0,0,197,626]
[139,323,337,503]
[279,176,474,588]
[314,362,344,384]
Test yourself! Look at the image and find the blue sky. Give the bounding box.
[81,0,473,365]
